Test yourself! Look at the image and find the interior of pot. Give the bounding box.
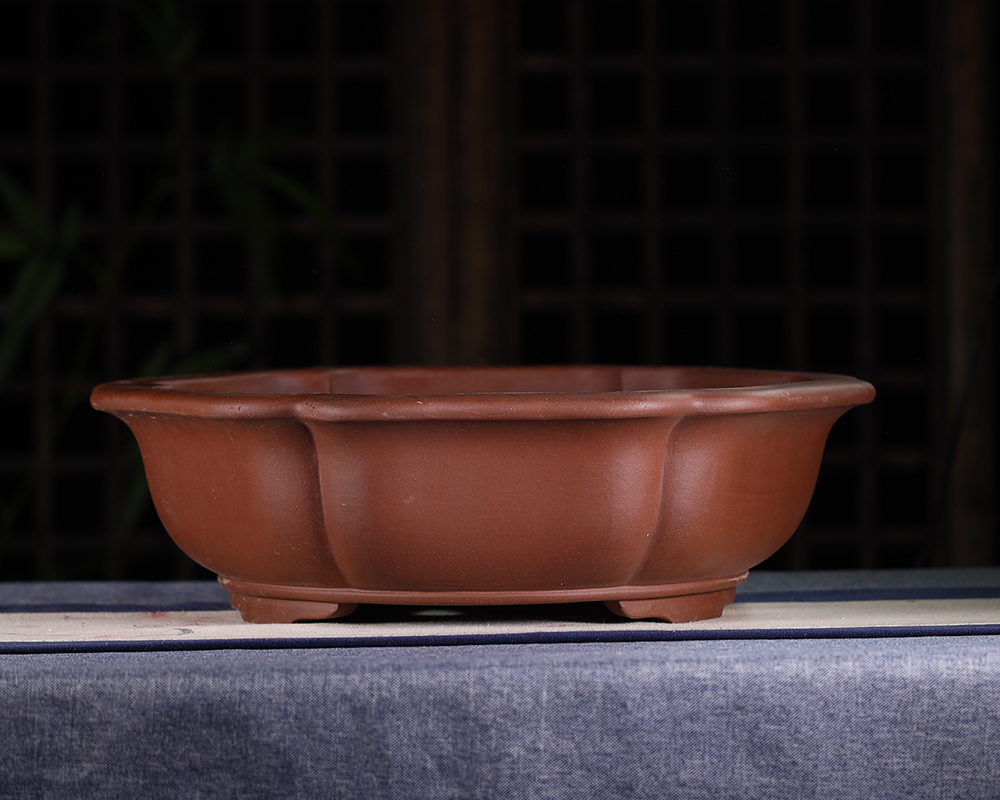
[156,365,816,397]
[326,366,624,395]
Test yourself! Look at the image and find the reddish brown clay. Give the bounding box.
[91,365,874,623]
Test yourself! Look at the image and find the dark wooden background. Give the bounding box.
[0,0,994,579]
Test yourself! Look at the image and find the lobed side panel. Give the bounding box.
[634,409,847,584]
[307,418,677,592]
[121,414,344,586]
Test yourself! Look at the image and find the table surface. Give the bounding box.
[1,567,999,652]
[2,569,999,800]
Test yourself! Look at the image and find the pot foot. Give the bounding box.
[228,591,359,623]
[604,587,737,622]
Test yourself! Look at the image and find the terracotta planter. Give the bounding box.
[91,366,874,623]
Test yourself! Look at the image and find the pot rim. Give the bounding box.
[91,364,875,421]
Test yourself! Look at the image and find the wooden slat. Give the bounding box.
[395,0,453,364]
[942,0,995,565]
[455,0,510,364]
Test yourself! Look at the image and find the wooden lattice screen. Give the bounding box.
[0,0,398,578]
[511,0,945,570]
[0,0,993,579]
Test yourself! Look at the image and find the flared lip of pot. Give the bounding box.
[90,365,876,422]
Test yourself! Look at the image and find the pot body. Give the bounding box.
[92,366,874,621]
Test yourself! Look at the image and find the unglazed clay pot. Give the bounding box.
[91,366,874,623]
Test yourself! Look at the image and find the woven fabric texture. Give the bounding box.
[2,636,999,799]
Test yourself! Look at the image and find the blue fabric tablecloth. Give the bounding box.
[1,570,998,799]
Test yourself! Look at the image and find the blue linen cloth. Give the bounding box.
[0,570,998,799]
[2,639,999,799]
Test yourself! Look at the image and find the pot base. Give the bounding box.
[220,572,749,623]
[603,588,737,623]
[229,593,359,624]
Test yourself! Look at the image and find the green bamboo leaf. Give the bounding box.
[0,256,66,388]
[55,205,82,258]
[137,340,173,378]
[167,341,250,376]
[113,443,152,545]
[136,339,251,381]
[210,133,278,303]
[117,0,198,72]
[259,167,347,258]
[0,232,29,261]
[171,28,199,70]
[7,258,64,322]
[0,169,51,245]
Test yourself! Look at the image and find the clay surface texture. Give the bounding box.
[91,366,875,623]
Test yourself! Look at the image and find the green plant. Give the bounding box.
[0,0,348,575]
[0,175,80,392]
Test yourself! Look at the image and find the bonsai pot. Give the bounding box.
[91,365,874,623]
